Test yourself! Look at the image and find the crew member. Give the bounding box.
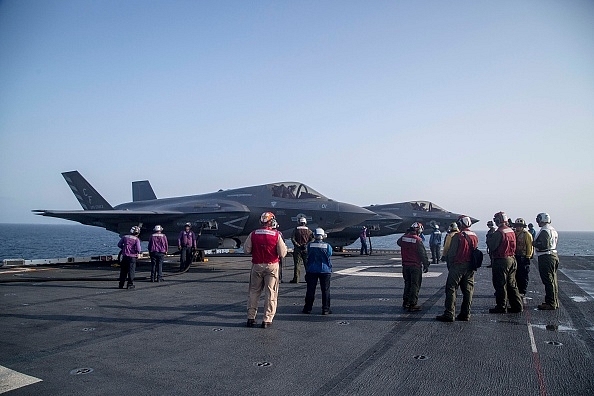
[533,212,560,310]
[360,226,369,255]
[118,226,142,290]
[513,218,533,296]
[440,222,459,268]
[397,223,430,312]
[148,225,168,283]
[302,228,333,315]
[177,223,196,272]
[290,217,313,283]
[436,216,478,322]
[486,212,522,313]
[429,224,442,264]
[244,212,288,328]
[485,220,497,268]
[528,223,537,240]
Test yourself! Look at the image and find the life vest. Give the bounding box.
[250,227,281,264]
[454,230,478,264]
[494,226,516,259]
[399,233,423,266]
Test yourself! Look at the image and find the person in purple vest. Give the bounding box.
[148,225,168,282]
[177,223,196,272]
[117,226,142,290]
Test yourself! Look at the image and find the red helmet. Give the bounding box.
[260,212,275,224]
[493,211,508,226]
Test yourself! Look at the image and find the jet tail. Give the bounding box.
[132,180,157,201]
[61,171,113,210]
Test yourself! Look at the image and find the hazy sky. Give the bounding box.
[1,1,593,231]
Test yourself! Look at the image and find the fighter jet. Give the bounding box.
[33,171,375,251]
[325,200,478,249]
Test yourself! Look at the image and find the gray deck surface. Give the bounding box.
[1,253,593,395]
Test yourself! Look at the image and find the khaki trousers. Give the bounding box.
[247,263,280,322]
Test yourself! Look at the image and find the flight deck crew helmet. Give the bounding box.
[514,218,527,227]
[456,215,472,229]
[433,224,440,229]
[130,226,140,235]
[447,222,459,232]
[536,212,551,224]
[314,228,326,239]
[298,217,307,225]
[153,225,163,232]
[487,220,494,227]
[260,211,275,224]
[271,218,279,229]
[411,222,424,234]
[184,222,192,228]
[493,211,508,226]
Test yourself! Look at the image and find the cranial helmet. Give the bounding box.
[536,212,551,224]
[457,215,472,229]
[514,218,526,227]
[493,211,508,226]
[298,217,307,224]
[433,224,440,229]
[130,226,140,235]
[411,222,424,234]
[271,218,279,229]
[487,220,494,227]
[185,222,192,228]
[314,228,326,239]
[448,222,459,232]
[260,212,275,224]
[153,225,163,232]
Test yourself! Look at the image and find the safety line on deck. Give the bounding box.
[524,306,547,396]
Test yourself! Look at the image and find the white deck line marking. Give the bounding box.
[335,265,442,278]
[527,323,538,353]
[0,365,42,394]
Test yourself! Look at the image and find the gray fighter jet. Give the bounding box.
[325,201,478,249]
[33,171,375,250]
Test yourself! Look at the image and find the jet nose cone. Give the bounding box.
[470,217,480,224]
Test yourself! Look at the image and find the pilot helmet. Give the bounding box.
[514,218,527,227]
[314,228,326,239]
[536,212,551,224]
[130,226,140,235]
[260,211,275,224]
[456,215,472,229]
[154,225,163,232]
[298,217,307,225]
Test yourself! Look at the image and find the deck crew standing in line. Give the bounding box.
[177,223,196,272]
[528,223,537,240]
[436,216,478,322]
[429,224,442,264]
[290,217,313,283]
[486,212,522,314]
[244,212,288,328]
[302,228,333,315]
[513,218,533,296]
[148,225,168,283]
[533,212,560,310]
[117,226,142,290]
[397,223,430,312]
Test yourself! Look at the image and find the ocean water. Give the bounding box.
[0,224,592,261]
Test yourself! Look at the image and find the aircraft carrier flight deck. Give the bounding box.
[1,253,593,395]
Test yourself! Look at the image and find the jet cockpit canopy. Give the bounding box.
[269,182,324,200]
[410,201,447,213]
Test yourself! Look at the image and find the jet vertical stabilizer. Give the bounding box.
[61,171,113,210]
[132,180,157,202]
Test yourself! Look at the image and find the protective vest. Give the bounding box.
[250,228,281,264]
[494,226,516,259]
[454,230,478,264]
[306,242,332,273]
[292,226,313,247]
[399,234,423,267]
[534,224,558,256]
[515,229,532,257]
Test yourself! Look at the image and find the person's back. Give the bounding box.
[303,228,333,315]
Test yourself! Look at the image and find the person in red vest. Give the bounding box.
[397,222,430,312]
[486,211,523,313]
[244,212,288,328]
[436,216,479,322]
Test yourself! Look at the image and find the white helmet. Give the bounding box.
[456,215,472,229]
[153,225,163,232]
[411,222,424,234]
[130,226,140,235]
[298,217,307,225]
[314,228,326,239]
[433,224,440,229]
[536,212,551,224]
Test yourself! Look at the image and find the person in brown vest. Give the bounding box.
[513,218,533,296]
[397,223,430,312]
[290,217,313,283]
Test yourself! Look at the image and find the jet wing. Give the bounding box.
[32,209,187,227]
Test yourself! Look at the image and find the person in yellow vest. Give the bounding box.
[440,222,459,269]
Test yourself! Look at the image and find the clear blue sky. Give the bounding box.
[1,1,593,231]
